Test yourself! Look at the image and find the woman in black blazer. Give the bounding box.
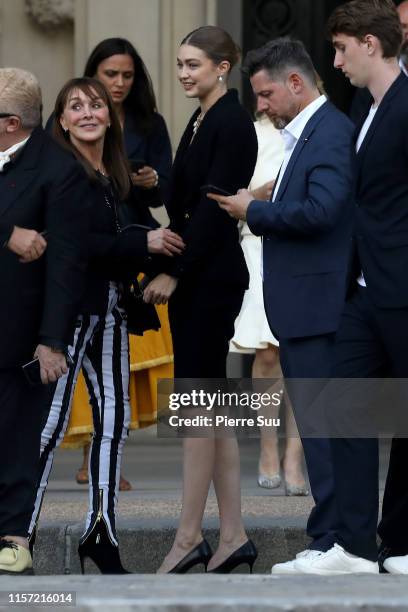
[83,37,172,214]
[27,77,183,574]
[144,26,258,573]
[48,38,174,488]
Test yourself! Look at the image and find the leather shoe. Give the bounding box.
[294,543,379,575]
[0,540,33,575]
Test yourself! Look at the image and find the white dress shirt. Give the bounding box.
[272,95,327,202]
[0,136,29,172]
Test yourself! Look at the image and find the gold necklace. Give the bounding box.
[192,111,205,136]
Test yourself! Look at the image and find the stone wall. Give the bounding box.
[0,0,224,146]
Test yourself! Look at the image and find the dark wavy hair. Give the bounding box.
[53,77,131,199]
[83,37,157,135]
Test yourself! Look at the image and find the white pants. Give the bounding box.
[29,285,130,545]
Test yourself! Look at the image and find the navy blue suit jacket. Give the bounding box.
[247,101,355,339]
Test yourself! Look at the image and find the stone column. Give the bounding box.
[0,0,74,120]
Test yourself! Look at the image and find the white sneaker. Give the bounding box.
[294,543,379,575]
[383,554,408,575]
[271,549,323,575]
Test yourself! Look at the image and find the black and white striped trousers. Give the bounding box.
[29,284,130,545]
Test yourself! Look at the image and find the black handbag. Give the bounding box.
[120,278,161,336]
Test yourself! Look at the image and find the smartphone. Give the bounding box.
[22,352,74,386]
[22,357,42,386]
[129,158,146,173]
[201,184,233,197]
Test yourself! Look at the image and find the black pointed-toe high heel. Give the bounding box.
[78,491,129,574]
[208,539,258,574]
[168,539,213,573]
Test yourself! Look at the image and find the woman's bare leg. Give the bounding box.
[255,346,282,478]
[207,436,248,569]
[157,437,215,573]
[282,396,307,489]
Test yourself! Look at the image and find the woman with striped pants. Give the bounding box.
[27,77,183,574]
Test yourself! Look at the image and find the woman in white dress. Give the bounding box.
[230,114,308,495]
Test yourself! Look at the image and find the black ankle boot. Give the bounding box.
[169,539,213,573]
[78,491,129,574]
[208,539,258,574]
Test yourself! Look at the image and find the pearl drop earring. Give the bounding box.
[218,75,223,82]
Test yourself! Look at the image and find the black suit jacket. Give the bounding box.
[164,89,258,290]
[80,177,153,315]
[353,73,408,308]
[124,111,172,207]
[0,127,90,367]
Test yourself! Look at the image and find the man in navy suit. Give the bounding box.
[293,0,408,576]
[208,38,355,573]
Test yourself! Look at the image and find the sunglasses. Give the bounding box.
[0,113,16,118]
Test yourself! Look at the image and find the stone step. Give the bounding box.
[33,518,310,575]
[1,574,407,611]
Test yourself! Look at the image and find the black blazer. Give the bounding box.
[352,72,408,308]
[80,177,154,315]
[0,127,90,367]
[124,111,172,206]
[164,89,257,289]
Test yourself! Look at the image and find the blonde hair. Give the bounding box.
[0,68,42,129]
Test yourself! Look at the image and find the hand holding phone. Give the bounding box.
[22,350,74,386]
[130,158,146,173]
[201,184,233,198]
[22,357,42,386]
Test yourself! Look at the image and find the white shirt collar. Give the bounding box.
[282,95,327,149]
[0,136,30,172]
[399,57,408,77]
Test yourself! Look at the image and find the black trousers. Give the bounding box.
[331,285,408,561]
[279,334,339,552]
[0,368,54,537]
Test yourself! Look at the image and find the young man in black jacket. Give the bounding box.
[294,0,408,575]
[0,68,89,574]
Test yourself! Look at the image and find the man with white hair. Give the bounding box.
[0,68,89,574]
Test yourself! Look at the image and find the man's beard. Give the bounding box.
[269,115,291,130]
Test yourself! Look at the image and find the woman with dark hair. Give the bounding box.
[143,26,258,574]
[28,77,184,573]
[54,38,175,490]
[84,37,172,205]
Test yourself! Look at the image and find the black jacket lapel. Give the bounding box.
[355,73,406,173]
